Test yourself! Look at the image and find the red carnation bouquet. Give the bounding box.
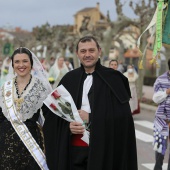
[44,85,89,144]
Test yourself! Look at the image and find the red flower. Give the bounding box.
[50,103,58,111]
[51,90,61,99]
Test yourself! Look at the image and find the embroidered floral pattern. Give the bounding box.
[19,78,48,121]
[0,77,48,121]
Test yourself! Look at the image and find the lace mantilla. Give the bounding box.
[0,77,48,121]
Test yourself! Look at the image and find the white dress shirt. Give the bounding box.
[81,75,93,113]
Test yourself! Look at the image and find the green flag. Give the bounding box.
[3,43,14,56]
[162,0,170,47]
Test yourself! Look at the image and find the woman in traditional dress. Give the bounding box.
[48,56,69,88]
[0,47,52,170]
[0,56,11,87]
[123,64,139,114]
[41,58,50,73]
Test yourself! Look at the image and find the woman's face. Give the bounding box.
[127,65,133,69]
[13,53,32,77]
[58,57,64,67]
[127,65,134,73]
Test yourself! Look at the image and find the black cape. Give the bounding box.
[43,60,138,170]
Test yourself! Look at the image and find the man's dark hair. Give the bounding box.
[11,47,33,68]
[168,59,170,70]
[109,59,118,65]
[76,36,100,52]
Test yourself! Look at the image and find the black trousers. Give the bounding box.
[154,134,170,170]
[154,151,170,170]
[70,146,89,170]
[154,152,165,170]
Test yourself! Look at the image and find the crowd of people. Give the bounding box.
[0,36,139,170]
[2,35,170,170]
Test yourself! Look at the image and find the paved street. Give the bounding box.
[134,107,169,170]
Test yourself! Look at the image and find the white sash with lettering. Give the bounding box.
[3,80,49,170]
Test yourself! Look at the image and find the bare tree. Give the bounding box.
[103,0,156,99]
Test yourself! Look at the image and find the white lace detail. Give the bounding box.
[0,77,48,121]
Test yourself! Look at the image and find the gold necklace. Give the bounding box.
[14,98,24,112]
[14,75,32,112]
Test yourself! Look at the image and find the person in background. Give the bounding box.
[0,47,51,169]
[48,56,69,88]
[152,59,170,170]
[109,59,118,70]
[43,36,138,170]
[0,56,11,87]
[123,64,139,114]
[48,56,55,67]
[117,60,125,73]
[65,58,74,71]
[41,58,50,72]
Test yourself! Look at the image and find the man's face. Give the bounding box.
[109,61,118,70]
[76,40,101,71]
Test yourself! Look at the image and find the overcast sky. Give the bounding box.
[0,0,139,31]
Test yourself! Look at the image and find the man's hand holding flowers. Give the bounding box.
[70,110,89,134]
[70,122,85,134]
[70,110,90,134]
